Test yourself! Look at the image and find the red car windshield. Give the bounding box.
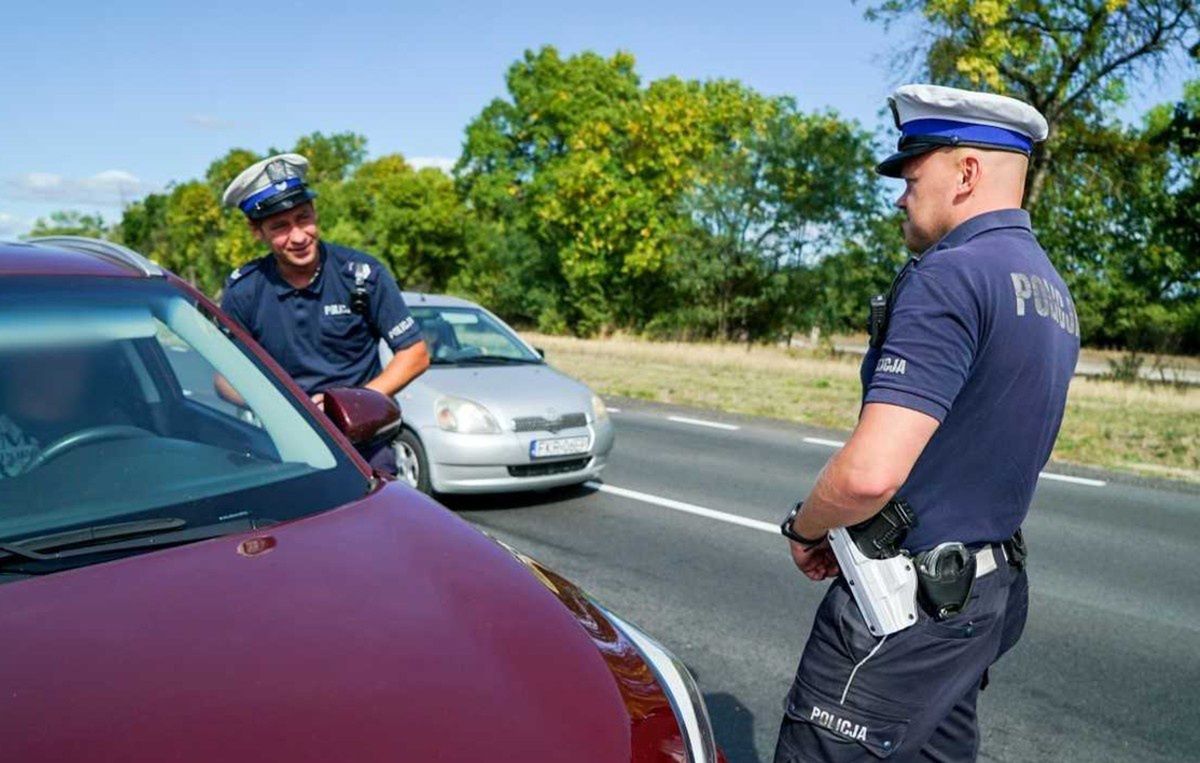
[0,277,368,552]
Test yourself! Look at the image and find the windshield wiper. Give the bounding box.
[0,517,258,573]
[452,356,541,365]
[0,517,187,564]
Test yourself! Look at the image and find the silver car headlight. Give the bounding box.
[590,393,609,424]
[434,395,501,434]
[599,607,718,763]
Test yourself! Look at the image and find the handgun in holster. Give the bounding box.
[828,500,919,636]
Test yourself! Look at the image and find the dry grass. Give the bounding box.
[526,332,1200,484]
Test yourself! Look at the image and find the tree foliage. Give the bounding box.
[20,41,1198,352]
[865,1,1199,350]
[457,47,889,338]
[866,0,1199,206]
[29,211,108,238]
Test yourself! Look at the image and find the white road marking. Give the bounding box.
[1039,472,1107,487]
[801,438,1105,488]
[666,415,740,431]
[586,482,776,534]
[606,407,621,413]
[803,437,845,448]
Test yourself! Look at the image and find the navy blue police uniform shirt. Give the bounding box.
[220,242,422,395]
[861,209,1080,552]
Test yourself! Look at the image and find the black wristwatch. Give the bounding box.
[780,502,826,548]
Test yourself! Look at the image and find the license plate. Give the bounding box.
[530,435,590,460]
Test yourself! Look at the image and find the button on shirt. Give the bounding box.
[861,209,1080,551]
[220,242,422,395]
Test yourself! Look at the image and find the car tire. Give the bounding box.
[396,429,432,494]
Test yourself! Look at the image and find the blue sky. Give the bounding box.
[1,0,1192,236]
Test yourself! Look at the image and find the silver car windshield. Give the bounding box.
[412,306,541,365]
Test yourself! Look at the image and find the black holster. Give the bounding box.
[916,543,976,620]
[1003,528,1027,571]
[847,499,916,559]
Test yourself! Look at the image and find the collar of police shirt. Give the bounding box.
[267,246,326,296]
[919,208,1033,260]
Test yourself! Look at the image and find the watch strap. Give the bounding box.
[781,502,826,548]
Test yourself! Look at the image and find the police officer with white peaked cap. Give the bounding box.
[219,153,429,476]
[775,85,1080,761]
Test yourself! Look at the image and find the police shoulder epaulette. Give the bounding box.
[225,259,261,289]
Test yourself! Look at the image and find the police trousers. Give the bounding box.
[774,546,1027,762]
[358,441,397,477]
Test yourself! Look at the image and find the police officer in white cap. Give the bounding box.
[775,85,1080,760]
[218,154,429,476]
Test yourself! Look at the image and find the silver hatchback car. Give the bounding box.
[381,293,615,494]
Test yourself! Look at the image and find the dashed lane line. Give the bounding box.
[1037,473,1107,487]
[800,436,1105,488]
[586,481,776,534]
[802,437,846,448]
[666,416,741,431]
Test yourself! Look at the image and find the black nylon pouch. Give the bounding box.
[916,543,976,620]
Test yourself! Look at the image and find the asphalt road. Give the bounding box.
[167,349,1198,761]
[445,398,1200,763]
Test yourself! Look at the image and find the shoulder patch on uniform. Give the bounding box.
[225,258,264,288]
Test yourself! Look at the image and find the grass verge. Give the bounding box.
[526,333,1199,484]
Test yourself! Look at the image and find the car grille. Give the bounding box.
[511,412,588,433]
[508,457,591,478]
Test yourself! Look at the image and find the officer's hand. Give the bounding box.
[311,393,325,412]
[789,538,839,581]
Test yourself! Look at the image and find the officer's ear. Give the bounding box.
[956,152,983,197]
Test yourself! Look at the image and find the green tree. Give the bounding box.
[115,192,168,257]
[289,132,368,186]
[204,148,262,195]
[865,0,1199,207]
[28,211,110,238]
[162,181,224,292]
[678,100,886,340]
[458,47,646,332]
[322,155,469,292]
[459,46,885,338]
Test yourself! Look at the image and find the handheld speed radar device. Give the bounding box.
[828,500,919,636]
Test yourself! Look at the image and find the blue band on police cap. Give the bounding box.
[238,176,304,213]
[901,118,1033,154]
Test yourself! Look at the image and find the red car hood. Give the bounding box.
[1,484,633,761]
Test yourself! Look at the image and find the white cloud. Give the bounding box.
[408,156,456,174]
[0,212,26,238]
[2,170,160,206]
[186,114,236,130]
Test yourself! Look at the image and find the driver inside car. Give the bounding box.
[0,344,134,479]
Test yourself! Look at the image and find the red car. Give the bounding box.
[0,237,723,762]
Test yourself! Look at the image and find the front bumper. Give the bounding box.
[421,419,615,494]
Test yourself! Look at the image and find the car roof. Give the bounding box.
[0,237,163,278]
[402,291,484,310]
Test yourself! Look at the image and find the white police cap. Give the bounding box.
[877,84,1049,177]
[221,153,318,220]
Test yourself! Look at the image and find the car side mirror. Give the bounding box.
[534,347,546,359]
[322,387,402,446]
